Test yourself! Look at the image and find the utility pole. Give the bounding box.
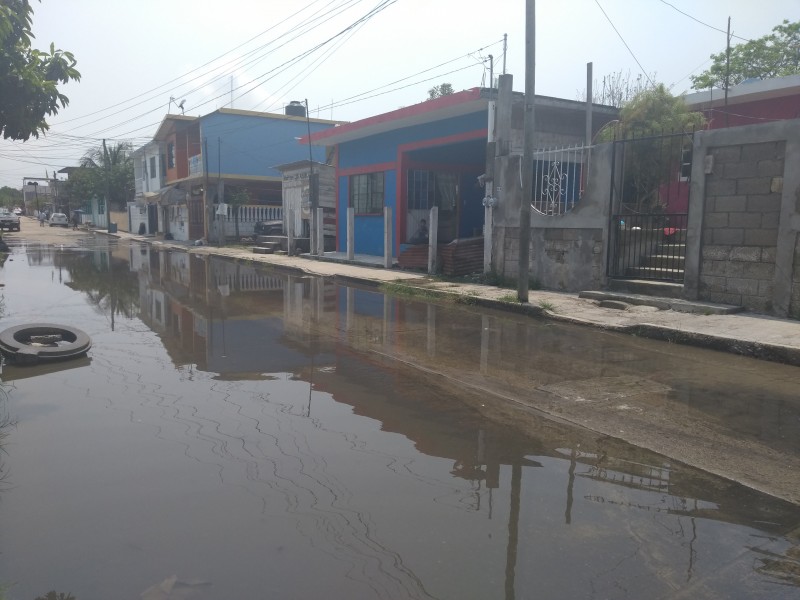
[724,16,731,128]
[518,0,535,302]
[103,139,111,231]
[305,99,317,255]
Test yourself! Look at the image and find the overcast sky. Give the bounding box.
[0,0,795,189]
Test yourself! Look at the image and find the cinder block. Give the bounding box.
[727,277,759,295]
[761,211,780,229]
[746,194,781,213]
[728,212,762,228]
[741,295,773,314]
[736,177,772,195]
[714,195,746,212]
[706,179,737,196]
[744,228,778,247]
[702,245,731,260]
[758,160,784,177]
[730,246,761,262]
[711,146,741,163]
[699,274,727,293]
[741,141,781,162]
[742,262,775,280]
[713,228,744,245]
[704,212,728,228]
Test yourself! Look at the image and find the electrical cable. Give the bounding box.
[594,0,655,88]
[657,0,752,42]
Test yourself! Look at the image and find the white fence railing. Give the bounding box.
[530,144,590,216]
[213,204,283,238]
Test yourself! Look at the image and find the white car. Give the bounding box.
[49,213,69,227]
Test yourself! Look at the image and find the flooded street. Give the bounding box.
[0,233,798,599]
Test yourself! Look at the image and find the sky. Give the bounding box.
[0,0,796,189]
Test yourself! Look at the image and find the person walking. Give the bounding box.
[38,211,45,227]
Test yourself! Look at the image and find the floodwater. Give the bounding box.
[0,236,798,600]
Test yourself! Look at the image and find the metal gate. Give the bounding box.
[607,131,693,282]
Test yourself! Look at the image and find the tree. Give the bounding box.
[0,185,22,208]
[598,83,705,141]
[578,70,657,108]
[691,19,800,90]
[427,83,454,100]
[0,0,80,140]
[598,84,705,212]
[66,142,134,212]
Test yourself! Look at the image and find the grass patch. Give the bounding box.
[380,282,440,300]
[498,293,524,303]
[538,300,556,312]
[439,270,541,291]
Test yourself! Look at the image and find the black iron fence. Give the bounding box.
[608,212,688,281]
[607,130,693,282]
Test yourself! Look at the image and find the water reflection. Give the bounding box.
[0,241,797,598]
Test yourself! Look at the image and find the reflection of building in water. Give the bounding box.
[126,245,800,597]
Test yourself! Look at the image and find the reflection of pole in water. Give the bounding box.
[426,304,435,356]
[565,447,576,524]
[505,463,522,600]
[480,315,490,373]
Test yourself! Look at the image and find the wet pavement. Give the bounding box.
[0,225,798,599]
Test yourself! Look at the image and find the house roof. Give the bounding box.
[273,159,330,172]
[683,74,800,108]
[306,88,489,146]
[153,114,199,141]
[152,108,343,141]
[304,87,618,146]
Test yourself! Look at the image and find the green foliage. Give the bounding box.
[598,84,705,141]
[65,142,134,211]
[427,83,454,100]
[0,186,21,208]
[596,84,705,212]
[0,0,80,140]
[691,19,800,90]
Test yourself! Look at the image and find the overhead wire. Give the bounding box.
[594,0,655,88]
[657,0,752,43]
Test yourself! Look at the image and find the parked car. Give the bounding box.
[254,220,283,236]
[49,213,69,227]
[0,209,20,231]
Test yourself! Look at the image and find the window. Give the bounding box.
[149,156,157,178]
[679,147,692,181]
[407,169,458,211]
[167,143,175,169]
[349,172,384,214]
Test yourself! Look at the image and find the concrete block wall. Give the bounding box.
[697,141,785,312]
[685,119,800,317]
[491,144,612,292]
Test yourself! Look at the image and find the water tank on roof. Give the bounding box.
[285,101,306,117]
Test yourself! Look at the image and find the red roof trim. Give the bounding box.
[307,88,483,144]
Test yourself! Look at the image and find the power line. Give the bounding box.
[594,0,655,87]
[657,0,752,43]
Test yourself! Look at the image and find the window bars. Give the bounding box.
[527,144,590,216]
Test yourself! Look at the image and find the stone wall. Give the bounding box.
[684,119,800,317]
[697,141,785,312]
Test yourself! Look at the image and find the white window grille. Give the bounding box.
[529,144,590,216]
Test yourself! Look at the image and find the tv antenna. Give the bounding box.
[169,96,186,115]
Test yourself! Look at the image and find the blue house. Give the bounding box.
[149,106,340,242]
[307,87,618,270]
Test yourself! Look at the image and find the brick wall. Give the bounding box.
[698,141,785,312]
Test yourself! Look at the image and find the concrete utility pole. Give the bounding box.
[518,0,535,302]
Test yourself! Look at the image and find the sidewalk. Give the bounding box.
[122,231,800,367]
